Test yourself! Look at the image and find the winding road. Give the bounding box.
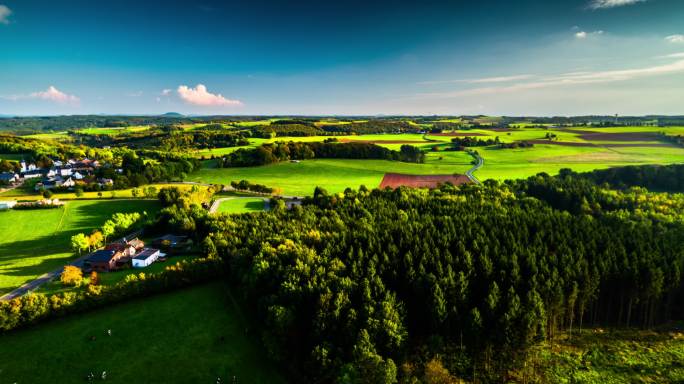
[466,151,484,185]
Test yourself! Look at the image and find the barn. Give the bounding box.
[132,248,162,268]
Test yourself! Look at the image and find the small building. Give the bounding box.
[0,200,17,210]
[0,172,19,184]
[22,170,43,179]
[83,250,122,272]
[62,177,76,188]
[131,248,162,268]
[72,172,85,180]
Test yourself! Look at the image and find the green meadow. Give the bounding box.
[190,157,473,196]
[0,282,286,384]
[0,199,161,295]
[217,197,266,213]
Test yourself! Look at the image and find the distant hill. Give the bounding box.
[161,112,184,117]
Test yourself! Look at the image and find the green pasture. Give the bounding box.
[473,143,684,180]
[0,199,161,295]
[0,282,286,384]
[75,125,152,135]
[217,197,266,213]
[190,157,473,196]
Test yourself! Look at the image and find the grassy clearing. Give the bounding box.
[217,197,266,213]
[0,199,161,295]
[525,327,684,383]
[0,282,286,384]
[75,125,152,135]
[190,158,472,196]
[474,143,684,181]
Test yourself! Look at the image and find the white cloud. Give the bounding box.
[575,30,604,39]
[161,89,172,96]
[30,86,80,104]
[417,58,684,98]
[657,52,684,59]
[666,35,684,43]
[126,91,143,97]
[587,0,646,10]
[419,74,533,85]
[176,84,243,107]
[0,5,11,25]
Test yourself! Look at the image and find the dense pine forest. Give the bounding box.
[189,178,684,382]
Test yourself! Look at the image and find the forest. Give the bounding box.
[188,178,684,382]
[216,141,425,167]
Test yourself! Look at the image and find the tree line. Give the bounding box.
[216,142,425,167]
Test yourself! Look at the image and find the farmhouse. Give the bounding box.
[83,250,124,272]
[0,200,17,210]
[131,248,162,268]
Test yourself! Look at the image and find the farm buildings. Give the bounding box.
[82,235,182,272]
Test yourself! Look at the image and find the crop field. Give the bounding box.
[190,157,473,196]
[217,197,266,213]
[0,282,286,384]
[0,199,161,295]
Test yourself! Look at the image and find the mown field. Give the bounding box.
[217,197,266,213]
[0,282,286,384]
[0,199,160,295]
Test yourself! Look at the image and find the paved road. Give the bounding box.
[466,151,483,185]
[0,254,90,301]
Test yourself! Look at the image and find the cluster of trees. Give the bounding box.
[200,182,684,382]
[99,150,200,189]
[247,121,422,138]
[216,142,425,167]
[251,124,326,138]
[70,211,146,255]
[450,137,533,150]
[557,164,684,193]
[230,180,275,194]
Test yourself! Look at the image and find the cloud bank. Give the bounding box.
[666,35,684,43]
[30,86,80,104]
[177,84,243,107]
[587,0,646,9]
[418,58,684,98]
[0,5,11,24]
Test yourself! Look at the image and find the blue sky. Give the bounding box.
[1,0,683,116]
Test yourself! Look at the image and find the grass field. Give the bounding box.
[0,199,161,295]
[0,282,286,383]
[527,327,684,383]
[191,157,473,196]
[217,197,266,213]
